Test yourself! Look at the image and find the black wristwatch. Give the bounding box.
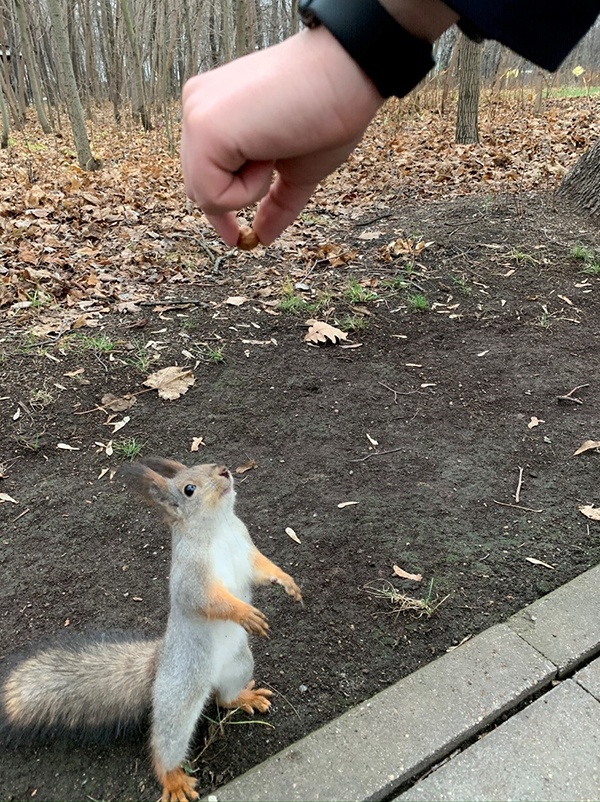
[297,0,435,99]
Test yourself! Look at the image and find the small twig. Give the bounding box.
[139,299,209,307]
[377,381,421,403]
[356,210,393,227]
[493,500,544,513]
[514,466,524,504]
[557,383,589,405]
[13,507,30,522]
[260,681,301,719]
[350,446,405,463]
[213,248,237,273]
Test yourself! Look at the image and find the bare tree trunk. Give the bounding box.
[455,34,482,144]
[235,0,248,57]
[120,0,152,130]
[558,138,600,220]
[14,0,52,132]
[46,0,100,170]
[0,85,9,147]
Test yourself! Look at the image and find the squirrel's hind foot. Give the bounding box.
[160,768,198,802]
[220,680,272,714]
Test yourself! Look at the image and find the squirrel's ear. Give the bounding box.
[120,463,182,518]
[138,456,187,478]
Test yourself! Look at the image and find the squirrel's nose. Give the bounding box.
[217,465,229,477]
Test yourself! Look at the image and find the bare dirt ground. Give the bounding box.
[1,185,599,801]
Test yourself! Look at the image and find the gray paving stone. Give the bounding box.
[398,680,600,801]
[207,624,554,802]
[575,655,600,701]
[508,564,600,676]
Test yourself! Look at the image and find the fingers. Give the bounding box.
[252,174,318,247]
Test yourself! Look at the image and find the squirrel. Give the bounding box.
[0,457,302,802]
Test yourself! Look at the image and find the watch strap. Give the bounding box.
[298,0,435,98]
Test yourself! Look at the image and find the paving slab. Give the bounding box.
[397,679,600,801]
[207,624,555,802]
[508,564,600,676]
[575,655,600,701]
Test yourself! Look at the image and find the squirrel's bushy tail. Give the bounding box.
[0,633,161,743]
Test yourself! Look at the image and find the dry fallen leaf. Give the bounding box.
[366,433,379,447]
[393,564,423,582]
[579,505,600,521]
[528,416,545,429]
[95,440,114,457]
[110,416,130,434]
[573,439,600,456]
[304,319,348,345]
[235,459,257,474]
[143,366,195,401]
[337,501,359,508]
[525,557,555,570]
[190,437,205,452]
[285,527,301,544]
[0,493,18,504]
[226,296,247,306]
[101,393,137,412]
[57,443,80,451]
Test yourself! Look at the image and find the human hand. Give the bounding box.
[181,25,383,247]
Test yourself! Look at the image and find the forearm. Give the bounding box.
[379,0,458,42]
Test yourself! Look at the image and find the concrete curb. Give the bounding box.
[206,565,600,802]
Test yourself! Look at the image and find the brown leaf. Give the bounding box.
[190,436,205,452]
[143,366,195,401]
[573,439,600,456]
[393,564,423,582]
[101,393,137,412]
[235,459,257,474]
[304,319,348,345]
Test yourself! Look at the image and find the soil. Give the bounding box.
[1,192,599,802]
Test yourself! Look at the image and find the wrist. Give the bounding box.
[378,0,458,43]
[297,0,440,98]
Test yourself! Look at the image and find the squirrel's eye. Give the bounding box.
[183,484,196,497]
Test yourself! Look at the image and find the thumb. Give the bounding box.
[251,174,318,247]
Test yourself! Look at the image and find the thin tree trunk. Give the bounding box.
[120,0,152,130]
[235,0,248,57]
[455,34,482,144]
[14,0,52,133]
[0,86,9,147]
[46,0,100,170]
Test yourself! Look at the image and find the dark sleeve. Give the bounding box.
[444,0,600,71]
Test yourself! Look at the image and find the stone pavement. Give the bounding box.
[206,564,600,802]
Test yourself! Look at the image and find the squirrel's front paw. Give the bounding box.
[239,604,269,637]
[280,574,303,603]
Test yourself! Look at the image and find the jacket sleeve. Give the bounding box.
[444,0,600,71]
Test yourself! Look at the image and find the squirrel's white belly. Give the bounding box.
[209,521,253,602]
